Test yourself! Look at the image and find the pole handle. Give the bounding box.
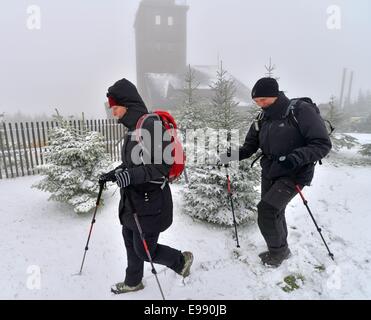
[227,175,231,194]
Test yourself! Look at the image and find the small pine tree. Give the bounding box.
[359,144,371,157]
[207,62,240,130]
[326,96,359,151]
[32,112,112,214]
[183,162,259,225]
[326,96,344,125]
[359,113,371,133]
[183,62,260,226]
[178,65,206,131]
[265,57,280,81]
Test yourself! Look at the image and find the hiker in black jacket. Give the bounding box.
[100,78,193,294]
[221,77,332,267]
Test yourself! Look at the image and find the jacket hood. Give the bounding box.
[107,78,148,130]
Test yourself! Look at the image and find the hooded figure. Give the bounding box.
[100,78,193,295]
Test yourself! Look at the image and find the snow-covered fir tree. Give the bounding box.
[359,144,371,157]
[325,96,359,151]
[360,113,371,133]
[177,65,206,131]
[32,112,112,214]
[349,89,371,116]
[207,62,240,130]
[182,62,260,226]
[356,112,371,157]
[183,140,260,226]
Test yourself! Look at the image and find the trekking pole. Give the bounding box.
[225,164,240,248]
[78,181,105,275]
[125,187,166,300]
[295,185,335,261]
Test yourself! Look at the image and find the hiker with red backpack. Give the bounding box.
[100,78,193,295]
[220,77,332,267]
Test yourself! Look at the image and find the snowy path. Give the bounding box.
[1,163,371,300]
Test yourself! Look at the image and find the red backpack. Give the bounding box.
[135,110,186,183]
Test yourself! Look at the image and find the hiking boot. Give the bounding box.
[260,248,291,268]
[177,251,194,278]
[258,251,270,260]
[110,281,144,294]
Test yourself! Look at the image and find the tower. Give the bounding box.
[134,0,189,103]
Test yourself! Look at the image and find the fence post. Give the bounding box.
[15,123,25,176]
[4,123,14,178]
[31,122,39,173]
[20,122,31,175]
[0,128,7,179]
[25,122,35,174]
[41,122,47,164]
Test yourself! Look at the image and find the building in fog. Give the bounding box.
[134,0,251,110]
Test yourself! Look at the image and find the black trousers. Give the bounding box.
[122,226,184,287]
[257,177,302,254]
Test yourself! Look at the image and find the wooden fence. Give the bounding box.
[0,119,126,179]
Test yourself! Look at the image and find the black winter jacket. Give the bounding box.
[239,92,332,186]
[107,79,173,233]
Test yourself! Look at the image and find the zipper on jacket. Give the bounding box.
[266,120,273,157]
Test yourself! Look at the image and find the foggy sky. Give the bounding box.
[0,0,370,118]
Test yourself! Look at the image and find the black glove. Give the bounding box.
[277,155,298,170]
[99,169,117,184]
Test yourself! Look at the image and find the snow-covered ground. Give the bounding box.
[1,145,371,300]
[347,133,371,144]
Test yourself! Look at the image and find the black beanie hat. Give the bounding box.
[251,77,279,99]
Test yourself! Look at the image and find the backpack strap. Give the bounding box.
[135,113,160,161]
[284,99,299,117]
[135,113,167,185]
[284,99,301,126]
[135,112,161,142]
[253,111,265,132]
[250,152,264,168]
[324,120,336,136]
